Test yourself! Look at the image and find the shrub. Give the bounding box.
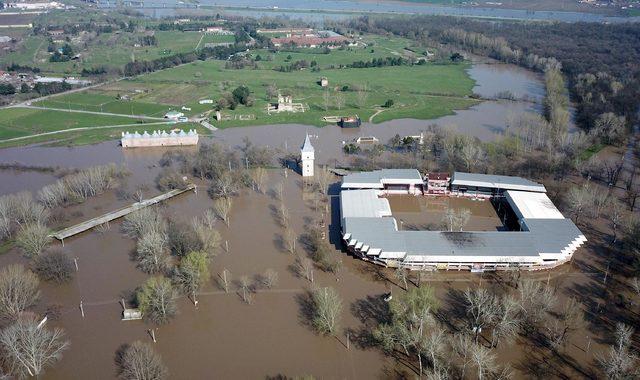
[33,250,74,284]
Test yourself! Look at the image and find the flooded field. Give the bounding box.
[0,166,393,379]
[0,58,620,379]
[387,195,503,231]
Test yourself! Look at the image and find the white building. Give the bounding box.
[164,110,184,120]
[340,169,587,271]
[121,129,198,148]
[301,134,314,177]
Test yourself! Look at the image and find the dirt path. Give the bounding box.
[369,108,385,122]
[0,121,174,144]
[194,32,205,50]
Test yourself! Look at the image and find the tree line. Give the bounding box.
[340,15,640,133]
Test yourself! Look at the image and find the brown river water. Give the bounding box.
[0,62,567,379]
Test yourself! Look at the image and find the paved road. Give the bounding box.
[11,105,166,120]
[0,121,174,144]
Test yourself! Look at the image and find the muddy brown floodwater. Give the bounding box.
[387,195,503,231]
[0,165,394,379]
[0,60,611,379]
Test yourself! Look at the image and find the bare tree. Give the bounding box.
[452,334,474,379]
[274,182,284,201]
[314,166,333,196]
[0,316,69,378]
[334,91,345,110]
[263,269,278,289]
[33,250,74,284]
[311,287,342,336]
[322,89,331,111]
[459,138,486,172]
[356,84,369,108]
[278,202,290,228]
[471,343,499,380]
[135,230,171,274]
[213,197,233,226]
[136,277,178,325]
[295,255,314,282]
[395,266,408,290]
[116,341,168,380]
[442,208,471,232]
[566,184,594,225]
[609,200,625,243]
[517,279,556,326]
[283,226,296,254]
[546,297,582,350]
[191,217,221,256]
[597,323,639,379]
[0,264,40,322]
[217,269,231,293]
[122,208,165,238]
[15,222,51,258]
[250,167,267,193]
[238,275,253,304]
[490,295,521,348]
[463,288,499,343]
[632,277,640,300]
[266,83,278,100]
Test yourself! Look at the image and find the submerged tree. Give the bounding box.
[172,251,210,301]
[15,222,51,258]
[373,286,444,377]
[33,250,74,284]
[0,316,69,378]
[116,341,168,380]
[311,287,342,336]
[0,264,40,322]
[213,197,233,226]
[136,277,178,325]
[442,208,472,232]
[135,230,171,274]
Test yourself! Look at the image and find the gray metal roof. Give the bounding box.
[340,190,392,219]
[342,169,422,186]
[343,216,584,258]
[451,172,546,193]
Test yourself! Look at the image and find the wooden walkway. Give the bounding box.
[52,184,196,243]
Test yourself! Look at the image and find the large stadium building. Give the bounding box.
[340,170,586,271]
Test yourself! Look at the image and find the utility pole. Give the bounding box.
[74,257,79,271]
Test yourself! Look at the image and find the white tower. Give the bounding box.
[301,134,314,177]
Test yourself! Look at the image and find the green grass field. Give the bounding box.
[0,30,207,75]
[34,92,175,118]
[0,107,152,140]
[114,57,477,127]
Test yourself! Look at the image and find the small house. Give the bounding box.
[320,77,328,87]
[164,110,184,120]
